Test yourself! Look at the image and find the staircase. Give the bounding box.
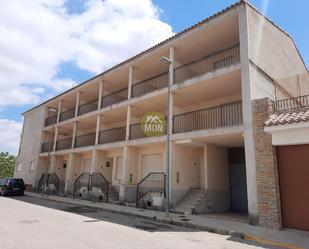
[173,188,207,214]
[108,185,119,203]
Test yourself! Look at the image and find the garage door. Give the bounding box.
[141,153,163,178]
[277,145,309,231]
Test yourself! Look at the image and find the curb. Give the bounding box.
[24,192,304,249]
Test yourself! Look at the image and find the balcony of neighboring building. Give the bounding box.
[172,70,242,137]
[98,107,127,145]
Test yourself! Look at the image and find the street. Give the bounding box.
[0,196,282,249]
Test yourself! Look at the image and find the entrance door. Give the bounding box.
[228,148,248,213]
[141,153,163,178]
[277,145,309,231]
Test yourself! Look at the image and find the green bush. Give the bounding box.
[0,152,16,179]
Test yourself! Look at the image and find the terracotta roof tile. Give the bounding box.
[265,109,309,126]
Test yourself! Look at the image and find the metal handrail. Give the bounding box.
[275,94,309,111]
[37,173,59,195]
[73,172,91,198]
[59,108,75,122]
[74,132,96,148]
[98,126,126,144]
[173,101,242,133]
[101,87,128,108]
[45,115,57,126]
[78,99,98,116]
[55,137,72,151]
[41,141,54,153]
[129,121,167,140]
[136,172,165,207]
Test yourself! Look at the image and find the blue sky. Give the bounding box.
[0,0,308,154]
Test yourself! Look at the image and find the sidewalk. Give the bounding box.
[25,192,309,249]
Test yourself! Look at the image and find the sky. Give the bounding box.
[0,0,308,155]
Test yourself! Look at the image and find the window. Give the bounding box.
[29,161,35,171]
[16,163,23,172]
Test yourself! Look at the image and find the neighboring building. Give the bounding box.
[15,0,309,231]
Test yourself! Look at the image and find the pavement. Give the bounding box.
[6,192,309,249]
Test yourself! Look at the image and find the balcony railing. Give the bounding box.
[78,99,98,116]
[98,126,126,144]
[75,132,96,148]
[173,101,242,133]
[275,94,309,111]
[41,141,54,153]
[131,72,168,98]
[45,115,57,127]
[59,108,75,122]
[56,137,72,151]
[129,122,167,140]
[101,88,128,108]
[174,44,240,84]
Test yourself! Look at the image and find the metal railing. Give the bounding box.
[78,99,98,116]
[131,72,168,98]
[41,141,54,153]
[59,108,75,122]
[129,122,167,140]
[101,88,128,108]
[136,172,165,208]
[275,94,309,111]
[174,44,240,84]
[74,132,96,148]
[45,115,57,127]
[98,126,126,144]
[73,172,109,202]
[173,101,243,133]
[36,173,60,195]
[56,137,72,151]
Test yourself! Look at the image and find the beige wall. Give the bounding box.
[15,106,45,186]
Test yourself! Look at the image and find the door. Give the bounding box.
[228,148,248,213]
[141,153,163,178]
[277,145,309,231]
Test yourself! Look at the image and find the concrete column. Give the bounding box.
[169,47,175,86]
[90,150,98,173]
[57,100,62,123]
[98,80,104,110]
[239,8,259,225]
[119,146,130,203]
[125,105,131,141]
[72,122,77,148]
[95,114,101,145]
[75,91,80,117]
[128,66,133,99]
[64,153,75,195]
[53,127,58,151]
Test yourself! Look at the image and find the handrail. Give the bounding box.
[74,132,96,148]
[78,99,98,116]
[101,87,128,108]
[275,94,309,111]
[41,141,54,153]
[98,126,126,144]
[59,108,75,122]
[45,115,57,127]
[73,172,91,198]
[56,137,72,151]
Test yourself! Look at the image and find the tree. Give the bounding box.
[0,152,16,179]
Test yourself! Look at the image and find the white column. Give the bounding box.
[95,114,101,145]
[57,100,62,123]
[53,127,58,151]
[119,146,130,203]
[72,122,77,148]
[98,80,104,110]
[125,105,131,141]
[64,153,75,195]
[239,8,259,224]
[49,155,57,173]
[128,66,133,99]
[75,91,80,117]
[90,150,98,173]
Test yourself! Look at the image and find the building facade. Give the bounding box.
[15,1,308,231]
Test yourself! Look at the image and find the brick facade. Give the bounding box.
[252,98,282,229]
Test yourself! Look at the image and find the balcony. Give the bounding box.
[59,108,75,122]
[56,137,72,151]
[129,122,166,140]
[98,126,126,144]
[78,99,98,116]
[173,101,242,133]
[174,44,240,84]
[274,95,309,111]
[45,115,57,127]
[75,132,96,148]
[41,141,54,153]
[131,72,168,98]
[101,88,128,108]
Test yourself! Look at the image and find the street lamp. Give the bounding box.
[43,107,57,194]
[160,55,172,218]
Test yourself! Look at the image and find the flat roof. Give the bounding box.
[23,0,308,115]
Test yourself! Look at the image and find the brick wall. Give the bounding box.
[252,98,282,229]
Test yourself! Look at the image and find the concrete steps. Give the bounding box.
[173,188,207,214]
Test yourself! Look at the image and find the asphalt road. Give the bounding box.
[0,195,282,249]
